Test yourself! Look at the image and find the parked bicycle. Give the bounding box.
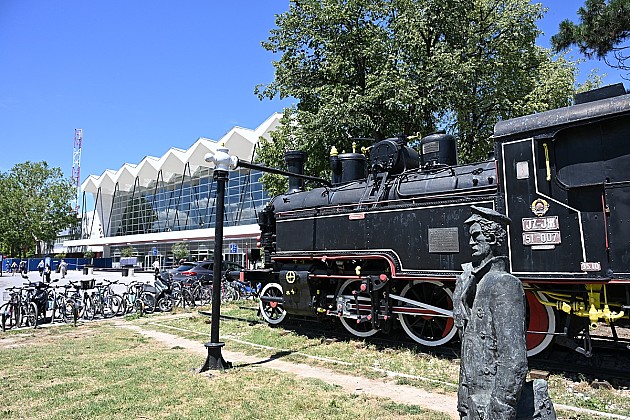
[89,280,122,318]
[118,281,147,316]
[228,279,260,301]
[171,279,201,308]
[66,280,94,321]
[1,286,24,331]
[21,281,49,328]
[47,280,64,322]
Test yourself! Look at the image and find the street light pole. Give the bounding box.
[199,144,237,372]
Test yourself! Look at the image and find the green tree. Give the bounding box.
[0,161,76,257]
[171,242,189,262]
[83,249,95,266]
[256,0,578,193]
[551,0,630,73]
[120,246,135,257]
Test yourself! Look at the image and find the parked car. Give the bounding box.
[159,261,196,281]
[171,261,244,285]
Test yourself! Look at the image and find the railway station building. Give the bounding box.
[64,114,281,269]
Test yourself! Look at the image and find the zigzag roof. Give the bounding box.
[82,113,281,194]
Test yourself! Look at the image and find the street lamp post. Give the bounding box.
[198,144,238,372]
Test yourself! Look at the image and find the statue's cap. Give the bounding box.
[465,206,511,226]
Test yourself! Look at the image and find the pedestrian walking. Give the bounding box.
[19,260,26,275]
[44,263,52,283]
[37,259,44,276]
[59,259,68,279]
[11,261,17,276]
[152,259,160,279]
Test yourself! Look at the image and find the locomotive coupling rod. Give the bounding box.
[260,296,285,304]
[391,294,453,317]
[234,159,332,187]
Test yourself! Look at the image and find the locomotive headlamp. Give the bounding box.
[204,145,238,172]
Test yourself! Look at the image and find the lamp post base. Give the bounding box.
[198,342,232,372]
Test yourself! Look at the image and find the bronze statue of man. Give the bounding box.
[453,206,555,420]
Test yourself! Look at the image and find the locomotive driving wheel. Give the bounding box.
[525,290,555,356]
[259,283,286,325]
[338,279,378,338]
[397,281,457,346]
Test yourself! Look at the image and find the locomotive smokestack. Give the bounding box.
[284,151,307,193]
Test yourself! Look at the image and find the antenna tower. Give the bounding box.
[72,128,83,213]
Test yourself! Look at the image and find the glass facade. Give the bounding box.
[109,237,256,269]
[106,167,268,237]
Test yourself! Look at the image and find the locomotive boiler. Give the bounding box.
[236,84,630,357]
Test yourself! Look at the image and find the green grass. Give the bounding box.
[144,302,461,389]
[3,302,629,419]
[136,301,630,418]
[0,322,448,419]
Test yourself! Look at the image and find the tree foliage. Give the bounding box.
[120,246,135,257]
[255,0,579,195]
[0,161,77,256]
[551,0,630,73]
[171,242,189,261]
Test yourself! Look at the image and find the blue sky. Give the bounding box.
[0,1,625,191]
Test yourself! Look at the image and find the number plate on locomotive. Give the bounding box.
[522,216,559,231]
[522,231,561,245]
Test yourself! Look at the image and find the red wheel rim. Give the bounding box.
[525,291,550,352]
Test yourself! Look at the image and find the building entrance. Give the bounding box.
[144,254,164,270]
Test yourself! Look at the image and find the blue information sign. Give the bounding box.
[152,247,158,256]
[229,244,238,254]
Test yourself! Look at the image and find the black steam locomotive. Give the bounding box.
[237,84,630,357]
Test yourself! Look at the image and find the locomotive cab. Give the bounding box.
[495,85,630,350]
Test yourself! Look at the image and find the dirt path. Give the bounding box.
[116,322,460,419]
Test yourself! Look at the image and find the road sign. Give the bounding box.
[152,247,158,256]
[229,243,238,254]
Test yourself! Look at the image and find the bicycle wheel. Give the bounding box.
[224,284,240,302]
[170,283,181,307]
[106,294,122,317]
[0,303,7,332]
[141,292,156,314]
[93,299,104,319]
[133,298,145,316]
[182,288,196,308]
[73,295,86,319]
[53,295,66,322]
[24,302,38,328]
[117,294,129,315]
[198,285,212,305]
[83,296,95,320]
[59,297,73,323]
[70,299,79,326]
[157,296,174,312]
[47,290,56,321]
[0,303,15,331]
